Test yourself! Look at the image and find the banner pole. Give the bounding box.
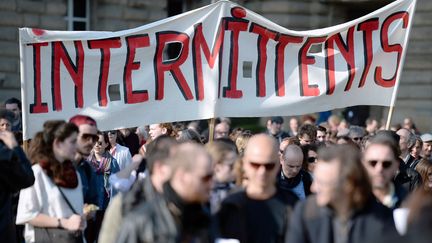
[385,106,395,130]
[384,0,417,130]
[208,118,216,143]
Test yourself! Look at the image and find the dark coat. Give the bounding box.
[395,157,421,192]
[216,189,297,243]
[116,183,211,243]
[287,196,398,243]
[277,169,313,200]
[0,145,34,243]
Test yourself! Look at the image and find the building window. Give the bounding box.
[67,0,90,30]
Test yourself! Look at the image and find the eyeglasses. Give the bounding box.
[368,160,393,169]
[352,137,363,141]
[307,157,317,163]
[249,162,277,171]
[81,133,99,143]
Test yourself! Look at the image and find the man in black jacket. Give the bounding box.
[0,109,34,242]
[278,144,312,200]
[117,142,213,243]
[217,134,298,243]
[287,145,397,243]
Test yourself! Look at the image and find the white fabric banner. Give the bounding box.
[19,0,416,139]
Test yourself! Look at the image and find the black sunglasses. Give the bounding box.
[249,162,277,171]
[352,137,363,141]
[368,160,393,169]
[82,133,99,143]
[307,157,317,163]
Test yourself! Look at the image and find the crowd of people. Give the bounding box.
[1,96,432,243]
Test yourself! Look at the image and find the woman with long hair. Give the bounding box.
[16,120,84,243]
[415,158,432,191]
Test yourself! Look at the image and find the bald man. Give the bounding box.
[278,145,313,200]
[217,134,297,243]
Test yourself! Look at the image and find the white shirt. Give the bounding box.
[110,144,132,170]
[16,164,84,243]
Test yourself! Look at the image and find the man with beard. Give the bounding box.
[363,134,408,209]
[117,142,213,242]
[69,115,100,242]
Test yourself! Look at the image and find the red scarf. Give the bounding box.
[39,159,78,188]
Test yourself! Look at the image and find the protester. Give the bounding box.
[301,144,319,175]
[365,118,379,136]
[206,139,239,213]
[217,134,297,242]
[402,117,419,135]
[414,158,432,191]
[235,130,252,156]
[117,128,140,156]
[362,135,408,209]
[135,125,149,147]
[410,136,423,161]
[84,131,120,242]
[177,128,203,143]
[266,116,289,143]
[107,130,132,171]
[4,97,22,132]
[16,120,85,243]
[0,109,13,132]
[297,124,317,145]
[327,115,341,134]
[288,117,299,137]
[149,123,175,140]
[287,144,397,243]
[395,128,421,192]
[69,115,100,243]
[214,120,230,139]
[316,125,327,143]
[278,144,312,200]
[420,133,432,160]
[0,109,34,243]
[348,125,366,146]
[116,142,213,242]
[98,136,178,243]
[279,137,300,158]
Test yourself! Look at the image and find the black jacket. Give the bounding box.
[0,144,34,243]
[395,157,421,192]
[287,195,398,243]
[117,183,211,243]
[277,170,313,200]
[216,189,297,243]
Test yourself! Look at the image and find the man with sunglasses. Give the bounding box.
[362,135,408,209]
[217,134,297,243]
[69,115,101,241]
[348,125,366,147]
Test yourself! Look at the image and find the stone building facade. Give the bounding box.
[0,0,431,132]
